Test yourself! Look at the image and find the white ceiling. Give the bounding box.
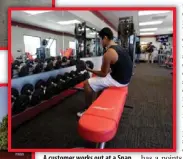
[11,11,100,38]
[98,11,173,36]
[11,10,173,38]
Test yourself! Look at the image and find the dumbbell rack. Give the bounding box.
[12,89,78,129]
[12,65,78,129]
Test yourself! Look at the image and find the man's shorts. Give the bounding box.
[88,73,128,92]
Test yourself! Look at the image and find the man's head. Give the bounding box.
[99,27,114,47]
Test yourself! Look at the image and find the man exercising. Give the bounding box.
[77,27,133,117]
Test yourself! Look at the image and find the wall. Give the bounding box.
[11,26,75,58]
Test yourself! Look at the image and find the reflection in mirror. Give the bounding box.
[11,10,104,79]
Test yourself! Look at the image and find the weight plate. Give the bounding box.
[69,59,76,66]
[44,62,53,71]
[69,71,76,78]
[21,84,34,96]
[19,65,29,77]
[62,56,68,63]
[54,60,62,69]
[76,60,86,72]
[35,79,46,90]
[56,74,63,83]
[12,95,30,115]
[85,61,94,69]
[46,77,55,86]
[56,56,62,61]
[33,63,43,74]
[12,60,20,69]
[83,72,90,80]
[57,81,64,91]
[30,90,42,106]
[50,57,55,61]
[12,88,19,103]
[44,85,55,99]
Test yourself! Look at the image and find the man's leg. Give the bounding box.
[77,75,109,117]
[84,80,95,109]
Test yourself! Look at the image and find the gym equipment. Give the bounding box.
[46,77,64,94]
[12,88,19,103]
[26,60,43,74]
[76,60,94,72]
[62,72,76,87]
[43,58,54,71]
[65,71,80,86]
[53,56,62,69]
[21,84,42,106]
[62,56,68,63]
[35,80,54,100]
[118,16,134,48]
[12,60,29,77]
[78,86,128,149]
[55,74,70,90]
[12,88,30,115]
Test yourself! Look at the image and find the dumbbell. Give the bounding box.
[62,56,68,63]
[46,77,64,95]
[63,72,78,87]
[26,59,43,74]
[68,56,77,66]
[69,70,83,84]
[43,58,54,71]
[11,88,30,115]
[21,84,42,106]
[12,60,29,77]
[35,79,53,100]
[55,74,70,90]
[53,56,62,69]
[76,60,94,72]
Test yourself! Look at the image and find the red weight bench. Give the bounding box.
[77,86,128,149]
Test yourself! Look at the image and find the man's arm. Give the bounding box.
[86,50,112,77]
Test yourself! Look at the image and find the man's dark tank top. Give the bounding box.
[109,45,133,85]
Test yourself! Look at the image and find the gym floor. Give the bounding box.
[12,63,173,149]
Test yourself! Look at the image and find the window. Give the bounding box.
[46,38,56,57]
[24,35,41,57]
[69,41,76,49]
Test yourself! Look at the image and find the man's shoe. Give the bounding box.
[77,110,86,117]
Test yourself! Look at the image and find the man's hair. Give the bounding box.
[99,27,113,40]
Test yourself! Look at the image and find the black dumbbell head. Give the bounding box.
[76,60,86,72]
[35,80,46,90]
[62,56,68,63]
[30,89,42,106]
[12,95,30,115]
[85,61,94,69]
[12,88,19,103]
[21,84,34,96]
[19,65,29,77]
[33,63,43,74]
[46,77,56,86]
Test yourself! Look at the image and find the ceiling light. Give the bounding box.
[140,28,158,31]
[140,32,155,35]
[138,11,170,16]
[57,20,80,25]
[23,11,51,15]
[139,21,163,26]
